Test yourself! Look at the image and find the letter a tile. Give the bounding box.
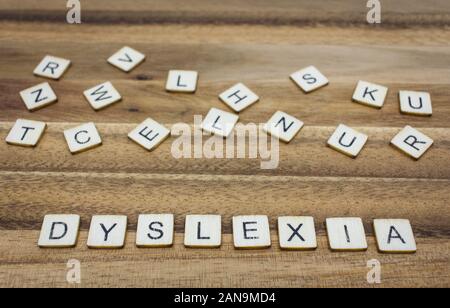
[374,219,417,254]
[128,118,171,151]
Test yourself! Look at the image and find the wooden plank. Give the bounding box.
[0,0,449,27]
[0,231,448,288]
[1,124,449,179]
[0,171,449,235]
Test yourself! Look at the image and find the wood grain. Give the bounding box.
[0,0,449,288]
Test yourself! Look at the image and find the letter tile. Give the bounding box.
[33,55,71,80]
[326,217,368,251]
[87,215,128,249]
[128,118,171,151]
[278,216,317,250]
[391,126,433,160]
[290,66,329,93]
[263,111,304,143]
[233,215,271,249]
[166,70,199,93]
[64,122,102,154]
[327,124,368,158]
[353,80,388,109]
[201,108,239,138]
[136,214,174,248]
[219,83,259,113]
[6,119,46,147]
[399,91,432,116]
[108,46,146,73]
[184,215,222,248]
[84,81,122,111]
[374,219,417,253]
[38,214,80,248]
[20,82,58,111]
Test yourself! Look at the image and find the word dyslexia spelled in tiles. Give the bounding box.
[38,214,417,254]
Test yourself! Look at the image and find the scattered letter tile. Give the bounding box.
[219,83,259,113]
[20,82,58,111]
[87,215,128,249]
[184,215,222,248]
[38,214,80,248]
[33,55,71,80]
[326,218,368,251]
[6,119,46,147]
[374,219,417,253]
[328,124,368,158]
[399,91,432,116]
[391,126,433,160]
[128,118,171,151]
[166,70,198,93]
[84,81,122,110]
[353,81,388,109]
[263,111,304,143]
[64,122,102,154]
[290,66,329,93]
[233,215,271,249]
[108,46,146,73]
[278,216,317,250]
[136,214,174,248]
[201,108,239,138]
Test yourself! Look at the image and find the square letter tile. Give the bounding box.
[184,215,222,248]
[38,214,80,248]
[136,214,174,248]
[87,215,128,249]
[219,83,259,113]
[233,215,271,249]
[278,216,317,250]
[166,70,198,93]
[263,111,304,143]
[374,219,417,254]
[128,118,171,151]
[353,81,388,109]
[33,55,71,80]
[84,81,122,111]
[64,122,102,154]
[328,124,368,158]
[201,108,239,138]
[290,66,329,93]
[20,82,58,111]
[326,218,368,251]
[108,46,146,73]
[391,126,433,160]
[399,91,432,116]
[6,119,46,147]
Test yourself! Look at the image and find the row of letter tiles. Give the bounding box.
[38,215,417,253]
[6,118,434,159]
[29,53,433,117]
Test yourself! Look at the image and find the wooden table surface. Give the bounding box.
[0,0,449,288]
